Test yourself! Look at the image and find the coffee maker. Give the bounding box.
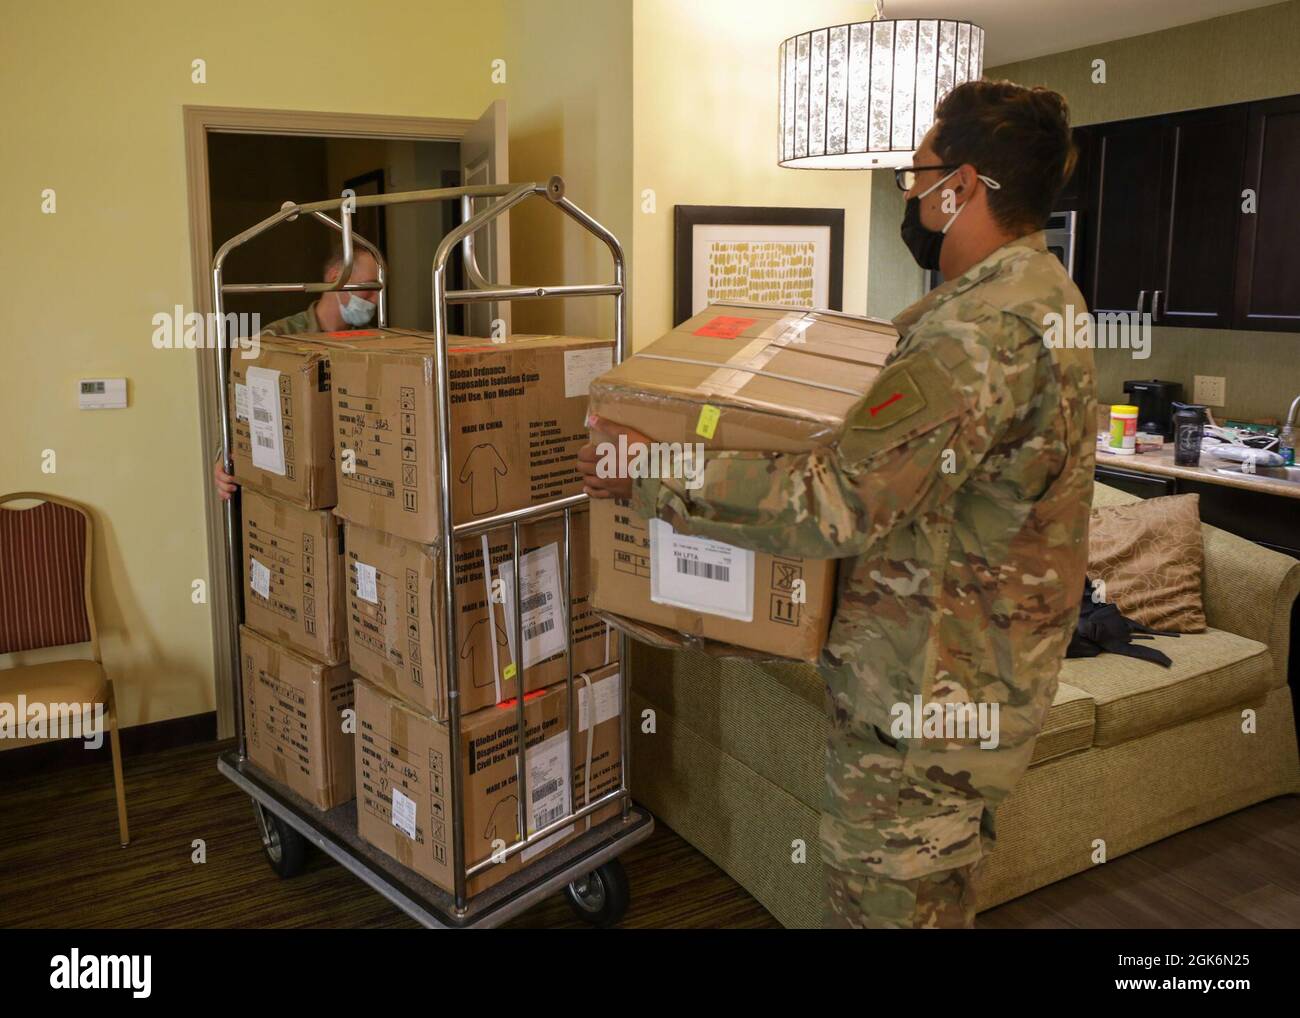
[1122,379,1182,439]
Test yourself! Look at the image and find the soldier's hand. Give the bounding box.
[580,415,650,500]
[213,455,238,501]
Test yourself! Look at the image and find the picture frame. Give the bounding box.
[673,205,845,326]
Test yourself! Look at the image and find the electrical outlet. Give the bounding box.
[1193,375,1226,407]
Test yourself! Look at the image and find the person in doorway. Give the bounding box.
[213,246,381,499]
[578,79,1096,928]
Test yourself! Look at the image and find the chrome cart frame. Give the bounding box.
[211,176,652,928]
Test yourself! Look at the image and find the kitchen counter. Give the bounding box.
[1095,443,1300,500]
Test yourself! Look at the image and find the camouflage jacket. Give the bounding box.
[261,301,321,336]
[633,231,1096,787]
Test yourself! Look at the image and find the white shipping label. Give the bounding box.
[391,787,417,840]
[526,730,572,837]
[563,347,614,399]
[354,561,379,605]
[246,366,286,475]
[649,518,754,622]
[249,556,271,600]
[498,542,566,669]
[234,382,250,423]
[578,672,622,732]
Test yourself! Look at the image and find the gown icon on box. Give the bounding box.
[458,444,508,516]
[483,794,520,843]
[459,617,511,688]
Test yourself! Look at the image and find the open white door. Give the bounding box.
[459,99,511,337]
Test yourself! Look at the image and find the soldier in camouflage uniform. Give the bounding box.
[580,81,1095,928]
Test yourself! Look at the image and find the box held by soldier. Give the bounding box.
[343,508,616,719]
[354,675,617,897]
[587,303,896,660]
[241,488,347,665]
[327,330,615,544]
[240,625,355,810]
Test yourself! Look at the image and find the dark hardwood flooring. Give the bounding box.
[1,740,1296,929]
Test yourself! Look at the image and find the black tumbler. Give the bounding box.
[1173,404,1206,466]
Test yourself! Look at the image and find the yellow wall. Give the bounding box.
[0,0,507,734]
[631,0,875,348]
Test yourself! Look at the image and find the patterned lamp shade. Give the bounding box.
[779,18,985,169]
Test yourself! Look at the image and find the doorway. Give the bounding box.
[183,102,511,738]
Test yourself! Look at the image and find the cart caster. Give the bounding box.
[563,859,629,927]
[253,800,307,878]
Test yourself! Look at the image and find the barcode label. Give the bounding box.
[531,777,561,803]
[521,590,550,613]
[675,557,729,582]
[535,801,566,828]
[255,433,276,449]
[246,366,286,475]
[253,407,273,424]
[523,617,555,641]
[649,519,754,622]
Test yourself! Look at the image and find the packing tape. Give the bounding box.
[481,533,504,705]
[576,672,595,832]
[632,353,866,398]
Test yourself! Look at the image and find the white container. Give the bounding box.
[1108,404,1139,455]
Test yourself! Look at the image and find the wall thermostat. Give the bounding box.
[78,378,127,409]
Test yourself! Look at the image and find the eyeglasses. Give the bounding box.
[894,165,958,191]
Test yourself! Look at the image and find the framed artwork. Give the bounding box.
[673,205,844,325]
[343,168,387,259]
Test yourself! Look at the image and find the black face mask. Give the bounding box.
[900,196,945,271]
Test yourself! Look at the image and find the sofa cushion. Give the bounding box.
[1031,681,1095,764]
[1060,628,1274,746]
[1088,493,1207,632]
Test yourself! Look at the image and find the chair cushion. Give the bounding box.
[1060,628,1274,746]
[0,660,108,747]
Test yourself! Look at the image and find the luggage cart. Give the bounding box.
[211,176,653,928]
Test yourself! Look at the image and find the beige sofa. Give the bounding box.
[627,482,1300,927]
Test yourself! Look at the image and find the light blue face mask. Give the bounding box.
[339,293,376,327]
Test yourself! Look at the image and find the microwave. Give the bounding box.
[925,209,1079,290]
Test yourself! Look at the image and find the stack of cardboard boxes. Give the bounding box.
[230,335,357,812]
[234,326,623,897]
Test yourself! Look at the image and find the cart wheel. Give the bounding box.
[252,800,307,878]
[564,860,630,927]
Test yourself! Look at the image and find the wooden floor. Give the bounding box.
[1,739,1297,929]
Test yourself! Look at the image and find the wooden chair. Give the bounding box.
[0,492,129,846]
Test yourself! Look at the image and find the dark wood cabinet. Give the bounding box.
[1086,117,1166,318]
[1070,94,1298,333]
[1235,94,1300,333]
[1154,105,1248,329]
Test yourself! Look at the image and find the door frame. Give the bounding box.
[183,105,473,739]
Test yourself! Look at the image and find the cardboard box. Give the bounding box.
[572,662,624,831]
[354,676,580,897]
[229,334,341,509]
[343,509,617,719]
[587,304,896,661]
[240,626,355,810]
[328,331,615,544]
[242,488,347,664]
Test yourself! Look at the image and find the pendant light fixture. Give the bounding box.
[779,1,985,169]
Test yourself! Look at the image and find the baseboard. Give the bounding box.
[0,711,218,778]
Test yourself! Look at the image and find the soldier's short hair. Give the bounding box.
[932,80,1076,233]
[323,243,378,280]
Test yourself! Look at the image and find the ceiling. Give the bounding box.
[863,0,1282,64]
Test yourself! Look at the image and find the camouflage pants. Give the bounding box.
[823,862,979,928]
[818,707,1028,928]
